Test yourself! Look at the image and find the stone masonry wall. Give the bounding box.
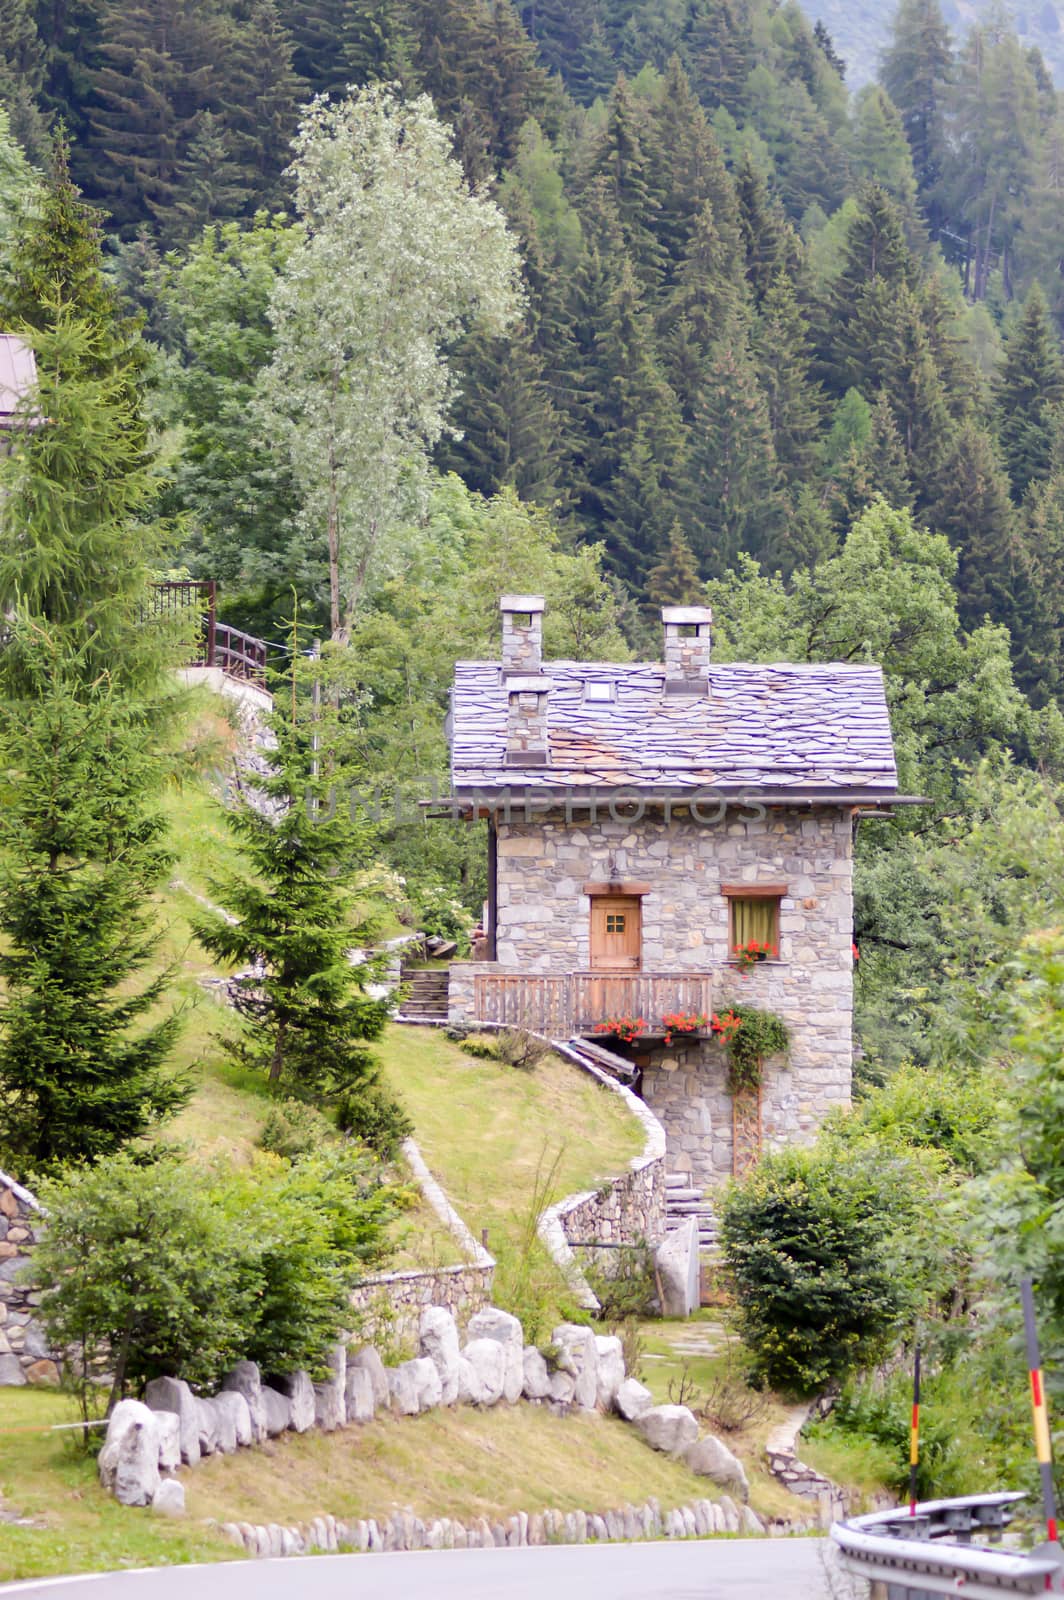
[454,806,854,1186]
[348,1262,494,1345]
[0,1169,56,1385]
[555,1154,667,1248]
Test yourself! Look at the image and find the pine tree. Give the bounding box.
[646,520,704,605]
[661,199,745,415]
[679,311,783,575]
[752,271,823,481]
[0,638,188,1173]
[437,320,563,505]
[849,84,919,217]
[192,681,409,1147]
[84,0,224,236]
[1019,472,1064,702]
[818,182,920,399]
[685,0,754,119]
[0,152,186,1172]
[276,0,407,96]
[994,284,1064,502]
[225,0,305,205]
[585,75,666,292]
[646,56,744,290]
[0,135,145,390]
[734,149,798,306]
[0,156,161,685]
[881,0,952,210]
[926,417,1047,692]
[0,0,49,159]
[520,0,610,104]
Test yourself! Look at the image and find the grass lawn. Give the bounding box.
[182,1403,724,1530]
[378,1024,644,1246]
[636,1313,828,1523]
[0,1390,239,1583]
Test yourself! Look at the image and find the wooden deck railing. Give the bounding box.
[150,581,270,689]
[471,971,716,1037]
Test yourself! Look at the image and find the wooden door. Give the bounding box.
[589,896,642,970]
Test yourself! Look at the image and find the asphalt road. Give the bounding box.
[1,1540,852,1600]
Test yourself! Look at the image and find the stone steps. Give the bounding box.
[665,1171,718,1254]
[398,968,450,1021]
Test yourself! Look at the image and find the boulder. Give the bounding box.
[222,1360,267,1444]
[280,1370,315,1432]
[262,1386,291,1436]
[419,1307,460,1405]
[467,1307,523,1404]
[151,1478,186,1517]
[719,1495,741,1533]
[348,1346,389,1409]
[552,1325,599,1411]
[144,1376,200,1468]
[387,1362,421,1416]
[196,1396,219,1456]
[461,1338,506,1405]
[25,1358,59,1386]
[614,1377,654,1422]
[521,1346,550,1401]
[203,1396,235,1454]
[154,1410,181,1473]
[408,1356,443,1412]
[682,1434,750,1501]
[456,1357,478,1405]
[548,1368,576,1406]
[98,1400,161,1507]
[345,1366,375,1424]
[654,1219,699,1318]
[594,1335,626,1410]
[634,1404,699,1456]
[214,1388,253,1448]
[0,1354,25,1386]
[313,1345,347,1432]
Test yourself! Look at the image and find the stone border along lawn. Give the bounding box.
[95,1301,833,1566]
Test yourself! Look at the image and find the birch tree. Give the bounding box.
[260,85,523,642]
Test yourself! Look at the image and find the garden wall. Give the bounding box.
[0,1169,56,1386]
[349,1137,495,1343]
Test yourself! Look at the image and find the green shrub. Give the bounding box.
[719,1145,933,1394]
[216,1146,396,1379]
[494,1027,551,1072]
[459,1036,500,1060]
[335,1082,413,1159]
[581,1242,655,1319]
[825,1062,1007,1176]
[32,1143,399,1412]
[411,882,475,951]
[33,1150,255,1415]
[259,1098,337,1159]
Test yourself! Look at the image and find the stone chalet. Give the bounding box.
[442,596,911,1189]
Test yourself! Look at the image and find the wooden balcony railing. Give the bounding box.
[150,580,270,689]
[471,970,716,1038]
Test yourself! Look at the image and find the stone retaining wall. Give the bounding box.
[346,1137,496,1344]
[348,1262,494,1344]
[536,1040,668,1311]
[0,1170,55,1387]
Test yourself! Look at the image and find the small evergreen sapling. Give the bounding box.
[194,673,411,1153]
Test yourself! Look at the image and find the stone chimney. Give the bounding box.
[500,595,544,677]
[505,676,552,767]
[663,606,712,694]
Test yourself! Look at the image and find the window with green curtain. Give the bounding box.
[730,897,779,949]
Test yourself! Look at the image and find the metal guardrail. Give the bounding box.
[831,1493,1064,1598]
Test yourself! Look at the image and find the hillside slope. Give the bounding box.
[798,0,1064,85]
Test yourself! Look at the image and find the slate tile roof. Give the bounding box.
[450,659,899,795]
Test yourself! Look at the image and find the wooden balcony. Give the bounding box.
[470,970,716,1038]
